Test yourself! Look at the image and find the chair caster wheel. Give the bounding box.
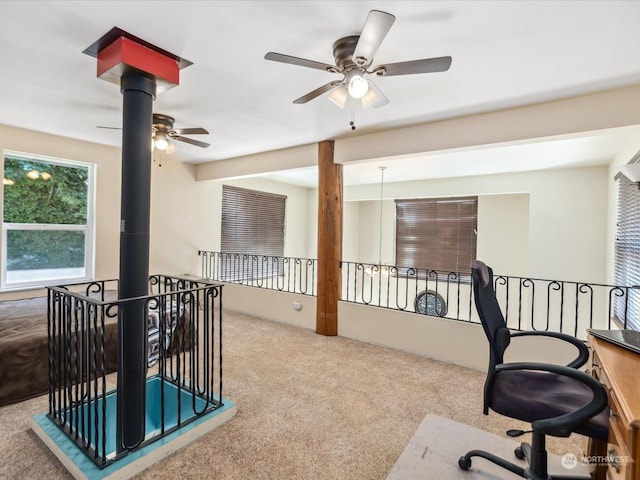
[514,446,525,460]
[458,456,472,470]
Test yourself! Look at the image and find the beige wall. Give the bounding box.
[222,283,316,330]
[197,143,318,182]
[195,176,314,259]
[477,194,529,276]
[0,129,615,302]
[208,165,605,285]
[1,84,636,367]
[334,85,640,165]
[193,85,640,285]
[345,193,529,277]
[0,125,205,300]
[0,125,121,300]
[196,85,640,184]
[342,200,360,262]
[149,151,200,277]
[344,166,607,283]
[338,302,580,372]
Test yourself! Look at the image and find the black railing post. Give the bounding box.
[47,277,223,468]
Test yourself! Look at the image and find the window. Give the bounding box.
[220,185,286,281]
[614,157,640,331]
[2,151,94,290]
[395,196,477,274]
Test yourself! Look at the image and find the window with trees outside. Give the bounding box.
[395,196,478,275]
[2,151,94,290]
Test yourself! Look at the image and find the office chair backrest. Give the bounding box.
[471,260,511,367]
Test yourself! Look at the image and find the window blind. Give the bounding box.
[221,185,286,255]
[614,161,640,331]
[395,196,478,274]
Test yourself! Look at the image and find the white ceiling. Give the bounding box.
[1,1,640,186]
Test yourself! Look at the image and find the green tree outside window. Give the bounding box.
[3,156,89,271]
[3,157,88,224]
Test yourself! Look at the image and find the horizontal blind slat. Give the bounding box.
[221,185,286,257]
[395,196,477,273]
[614,169,640,330]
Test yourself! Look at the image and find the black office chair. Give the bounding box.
[458,260,609,480]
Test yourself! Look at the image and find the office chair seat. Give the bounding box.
[491,369,609,442]
[459,260,609,480]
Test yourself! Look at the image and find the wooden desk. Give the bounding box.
[588,333,640,480]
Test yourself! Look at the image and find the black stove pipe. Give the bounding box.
[116,72,155,451]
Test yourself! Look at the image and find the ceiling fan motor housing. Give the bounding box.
[152,113,175,133]
[332,36,360,72]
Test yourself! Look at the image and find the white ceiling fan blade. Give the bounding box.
[361,80,389,109]
[353,10,395,66]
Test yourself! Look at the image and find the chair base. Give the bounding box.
[458,442,593,480]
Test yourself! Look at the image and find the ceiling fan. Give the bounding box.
[98,113,210,153]
[264,10,452,110]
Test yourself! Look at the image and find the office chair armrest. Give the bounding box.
[509,331,589,368]
[495,362,608,437]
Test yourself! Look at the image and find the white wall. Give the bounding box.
[195,176,314,259]
[344,166,608,283]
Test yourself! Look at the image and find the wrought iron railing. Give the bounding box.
[196,252,637,339]
[199,251,316,295]
[341,261,639,339]
[341,262,469,318]
[47,275,223,468]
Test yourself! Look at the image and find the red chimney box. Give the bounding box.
[83,27,192,94]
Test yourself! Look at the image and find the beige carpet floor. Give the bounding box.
[0,310,584,480]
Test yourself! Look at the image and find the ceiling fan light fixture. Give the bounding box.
[166,142,177,154]
[154,133,169,151]
[347,72,369,99]
[360,87,381,108]
[328,85,349,108]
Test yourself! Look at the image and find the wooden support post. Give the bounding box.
[316,140,342,336]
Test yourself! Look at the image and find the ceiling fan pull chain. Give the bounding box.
[349,104,357,131]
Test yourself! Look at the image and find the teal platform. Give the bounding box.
[31,377,236,480]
